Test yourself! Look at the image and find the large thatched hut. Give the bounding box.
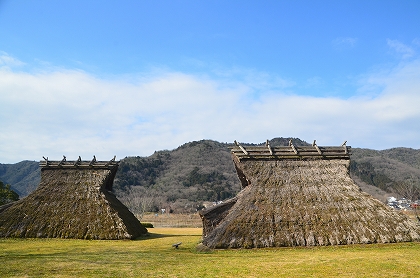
[200,140,420,248]
[0,156,147,239]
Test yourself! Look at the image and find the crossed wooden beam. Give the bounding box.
[40,155,118,168]
[232,139,350,160]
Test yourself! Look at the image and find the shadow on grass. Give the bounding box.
[134,232,201,240]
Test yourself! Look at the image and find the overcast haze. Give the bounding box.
[1,1,420,163]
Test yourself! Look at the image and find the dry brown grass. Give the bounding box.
[141,212,202,228]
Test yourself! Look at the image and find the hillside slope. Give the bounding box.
[350,148,420,202]
[0,161,40,196]
[113,140,241,213]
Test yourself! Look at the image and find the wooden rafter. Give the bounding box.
[234,140,249,155]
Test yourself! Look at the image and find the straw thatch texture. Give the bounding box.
[200,197,237,238]
[201,158,420,248]
[0,168,147,239]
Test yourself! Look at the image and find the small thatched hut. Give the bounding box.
[200,140,420,248]
[0,156,147,239]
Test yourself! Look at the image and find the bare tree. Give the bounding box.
[394,178,420,201]
[117,186,157,221]
[394,178,420,222]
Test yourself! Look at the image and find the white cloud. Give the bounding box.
[1,57,420,163]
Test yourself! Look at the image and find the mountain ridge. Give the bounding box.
[1,137,419,213]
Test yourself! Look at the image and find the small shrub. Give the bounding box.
[141,222,154,228]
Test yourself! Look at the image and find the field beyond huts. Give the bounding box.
[1,227,420,277]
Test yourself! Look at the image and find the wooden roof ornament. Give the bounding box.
[230,139,351,161]
[200,139,420,249]
[40,155,119,169]
[0,156,147,239]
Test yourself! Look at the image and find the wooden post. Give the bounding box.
[312,140,322,155]
[266,139,273,155]
[289,140,298,154]
[58,156,66,167]
[89,155,97,166]
[42,156,50,166]
[74,156,82,166]
[342,141,348,154]
[234,140,248,155]
[105,156,116,167]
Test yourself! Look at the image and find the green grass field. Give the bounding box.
[1,228,420,277]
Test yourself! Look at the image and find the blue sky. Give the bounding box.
[1,1,420,163]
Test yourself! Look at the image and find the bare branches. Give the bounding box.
[394,178,420,201]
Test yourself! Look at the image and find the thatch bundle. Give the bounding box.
[0,161,147,239]
[200,145,420,248]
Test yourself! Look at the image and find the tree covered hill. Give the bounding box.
[113,140,240,213]
[350,147,420,202]
[0,161,40,197]
[1,138,420,214]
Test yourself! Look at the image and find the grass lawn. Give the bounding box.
[1,228,420,277]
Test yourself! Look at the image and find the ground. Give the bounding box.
[1,227,420,277]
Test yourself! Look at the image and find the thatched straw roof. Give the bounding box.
[0,157,147,239]
[200,141,420,248]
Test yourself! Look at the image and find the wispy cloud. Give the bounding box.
[0,51,25,68]
[1,53,420,163]
[305,77,324,88]
[387,39,416,59]
[332,37,358,49]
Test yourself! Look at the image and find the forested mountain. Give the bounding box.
[113,140,239,214]
[350,147,420,202]
[1,138,420,214]
[0,161,40,196]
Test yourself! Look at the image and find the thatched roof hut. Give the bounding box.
[0,156,147,239]
[200,140,420,248]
